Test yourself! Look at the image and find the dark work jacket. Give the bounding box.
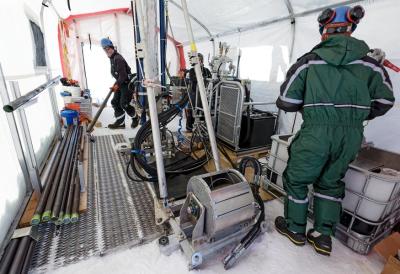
[110,51,132,86]
[189,66,211,94]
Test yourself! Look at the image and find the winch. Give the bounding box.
[177,169,261,269]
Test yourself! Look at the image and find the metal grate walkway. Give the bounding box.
[30,134,163,273]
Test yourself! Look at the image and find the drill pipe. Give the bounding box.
[71,175,80,223]
[31,126,72,225]
[3,76,61,113]
[79,125,85,162]
[58,127,82,222]
[42,126,78,222]
[51,126,81,221]
[87,89,113,133]
[0,238,19,274]
[63,129,82,224]
[8,236,30,274]
[20,239,35,274]
[63,162,78,224]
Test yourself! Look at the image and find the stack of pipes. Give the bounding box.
[0,236,35,274]
[31,125,84,225]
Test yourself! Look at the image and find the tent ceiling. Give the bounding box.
[48,0,364,43]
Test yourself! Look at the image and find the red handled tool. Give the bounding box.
[383,59,400,73]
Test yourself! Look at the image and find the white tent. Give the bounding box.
[0,0,399,272]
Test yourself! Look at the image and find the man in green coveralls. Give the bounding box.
[274,5,395,255]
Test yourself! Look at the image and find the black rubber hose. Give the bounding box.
[131,92,207,180]
[238,156,262,183]
[223,157,265,269]
[126,160,146,182]
[223,189,265,270]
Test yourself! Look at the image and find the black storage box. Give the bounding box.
[239,110,276,149]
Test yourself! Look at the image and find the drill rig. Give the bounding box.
[126,0,267,269]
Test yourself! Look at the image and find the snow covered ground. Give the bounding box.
[55,105,384,274]
[51,198,383,274]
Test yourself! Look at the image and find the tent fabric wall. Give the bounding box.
[59,9,136,88]
[288,0,400,152]
[0,0,61,248]
[51,0,396,152]
[0,95,27,251]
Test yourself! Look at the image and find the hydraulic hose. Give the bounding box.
[223,157,265,269]
[130,92,208,182]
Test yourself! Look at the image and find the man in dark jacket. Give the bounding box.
[274,6,395,255]
[186,53,212,131]
[101,38,139,129]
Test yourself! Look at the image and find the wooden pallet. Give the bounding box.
[18,138,89,228]
[192,143,274,202]
[79,134,89,213]
[18,191,40,228]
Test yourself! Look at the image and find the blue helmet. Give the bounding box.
[101,38,113,48]
[318,5,365,35]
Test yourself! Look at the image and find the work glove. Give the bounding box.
[111,84,119,92]
[368,48,386,64]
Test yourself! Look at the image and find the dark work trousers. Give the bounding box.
[186,88,196,130]
[111,83,136,122]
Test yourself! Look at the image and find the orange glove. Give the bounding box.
[111,84,119,92]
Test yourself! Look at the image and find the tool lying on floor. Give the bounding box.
[87,89,113,133]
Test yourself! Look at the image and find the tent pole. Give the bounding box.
[180,0,221,171]
[72,20,88,90]
[284,0,296,63]
[169,0,215,56]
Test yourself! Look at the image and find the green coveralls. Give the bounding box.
[276,36,395,236]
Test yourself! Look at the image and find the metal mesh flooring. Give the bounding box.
[30,134,163,273]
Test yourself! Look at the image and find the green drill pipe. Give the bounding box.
[51,126,80,221]
[71,176,80,223]
[20,239,35,274]
[42,126,78,222]
[58,127,82,222]
[0,238,19,274]
[31,126,72,225]
[8,236,30,274]
[63,160,79,225]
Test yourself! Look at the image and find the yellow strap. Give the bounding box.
[190,42,197,52]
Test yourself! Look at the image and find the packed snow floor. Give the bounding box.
[52,198,383,274]
[55,106,383,274]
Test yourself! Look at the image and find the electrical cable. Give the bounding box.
[223,157,265,269]
[217,143,236,168]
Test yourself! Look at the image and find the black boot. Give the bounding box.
[307,229,332,256]
[108,116,125,129]
[131,116,139,128]
[275,216,306,246]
